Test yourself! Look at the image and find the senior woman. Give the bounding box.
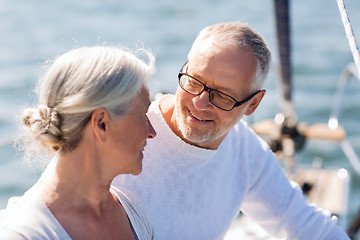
[0,46,156,239]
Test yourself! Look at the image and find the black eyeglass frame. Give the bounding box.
[177,60,262,111]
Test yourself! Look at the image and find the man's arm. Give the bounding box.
[241,136,349,239]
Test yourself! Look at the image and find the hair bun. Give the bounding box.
[22,105,63,151]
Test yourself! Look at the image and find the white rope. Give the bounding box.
[337,0,360,78]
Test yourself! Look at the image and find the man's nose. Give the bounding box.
[192,90,213,110]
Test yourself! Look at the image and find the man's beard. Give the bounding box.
[174,104,229,145]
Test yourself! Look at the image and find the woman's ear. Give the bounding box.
[91,108,110,142]
[245,90,266,116]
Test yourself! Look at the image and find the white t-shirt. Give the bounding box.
[113,94,349,240]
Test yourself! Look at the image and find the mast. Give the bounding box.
[274,0,297,127]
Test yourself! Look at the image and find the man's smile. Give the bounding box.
[188,109,212,122]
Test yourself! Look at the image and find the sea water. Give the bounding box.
[0,0,360,234]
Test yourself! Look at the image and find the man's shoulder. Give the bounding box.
[154,94,174,116]
[231,119,253,135]
[148,94,175,131]
[228,119,269,149]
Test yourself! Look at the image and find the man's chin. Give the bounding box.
[180,128,212,145]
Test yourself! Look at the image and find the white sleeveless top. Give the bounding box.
[0,185,153,240]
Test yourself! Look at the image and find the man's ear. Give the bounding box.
[90,108,110,142]
[245,90,266,116]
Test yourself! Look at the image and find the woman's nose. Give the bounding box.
[147,118,156,139]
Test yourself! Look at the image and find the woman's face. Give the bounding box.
[105,85,156,175]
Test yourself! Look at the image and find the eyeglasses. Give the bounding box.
[178,61,261,111]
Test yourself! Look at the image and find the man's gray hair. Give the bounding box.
[188,22,271,90]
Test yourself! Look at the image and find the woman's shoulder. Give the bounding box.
[1,191,71,240]
[110,185,146,214]
[110,185,154,240]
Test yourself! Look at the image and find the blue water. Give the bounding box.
[1,0,360,232]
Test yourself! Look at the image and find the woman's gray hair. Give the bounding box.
[20,46,155,159]
[188,22,271,91]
